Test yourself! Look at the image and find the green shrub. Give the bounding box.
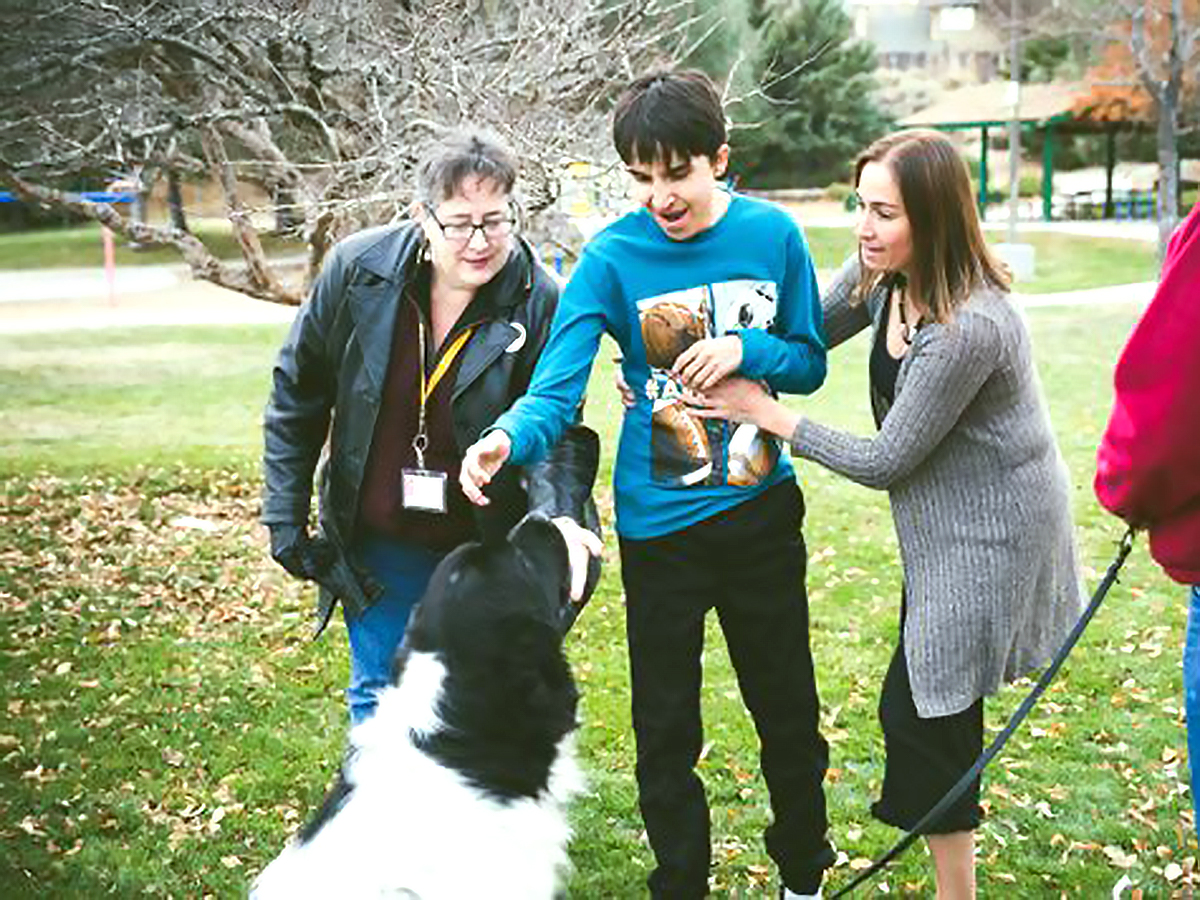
[1019,173,1043,197]
[825,182,853,203]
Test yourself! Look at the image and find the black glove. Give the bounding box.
[269,524,336,582]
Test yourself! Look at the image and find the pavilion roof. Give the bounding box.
[899,81,1090,129]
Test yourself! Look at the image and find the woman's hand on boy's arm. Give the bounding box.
[614,366,636,409]
[673,335,743,391]
[460,430,513,506]
[691,377,801,441]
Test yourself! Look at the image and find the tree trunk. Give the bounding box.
[166,168,189,232]
[1154,0,1185,261]
[128,175,150,250]
[273,186,302,235]
[1156,95,1179,260]
[1136,0,1185,262]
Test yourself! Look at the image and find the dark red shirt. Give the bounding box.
[1095,203,1200,584]
[358,274,478,552]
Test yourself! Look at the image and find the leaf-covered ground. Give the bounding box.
[1,302,1195,897]
[0,470,346,896]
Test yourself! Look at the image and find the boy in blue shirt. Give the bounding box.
[461,71,834,899]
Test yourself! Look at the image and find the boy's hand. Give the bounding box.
[673,335,742,391]
[460,430,512,506]
[550,516,604,602]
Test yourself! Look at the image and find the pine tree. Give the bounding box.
[679,0,758,94]
[733,0,891,188]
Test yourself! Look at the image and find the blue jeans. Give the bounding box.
[343,535,445,727]
[1186,586,1200,817]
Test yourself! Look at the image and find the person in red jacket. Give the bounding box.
[1095,200,1200,811]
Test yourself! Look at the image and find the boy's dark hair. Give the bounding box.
[612,70,727,166]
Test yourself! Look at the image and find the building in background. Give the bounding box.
[849,0,1002,82]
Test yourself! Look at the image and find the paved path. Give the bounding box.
[0,265,180,302]
[0,266,296,334]
[1015,281,1156,308]
[799,212,1161,243]
[0,261,1156,335]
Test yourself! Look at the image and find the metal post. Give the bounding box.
[979,125,990,213]
[1042,122,1054,222]
[102,226,116,307]
[1006,0,1022,243]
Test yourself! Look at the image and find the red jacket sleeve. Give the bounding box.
[1095,204,1200,526]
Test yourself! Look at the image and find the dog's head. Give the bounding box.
[394,514,579,800]
[403,513,573,658]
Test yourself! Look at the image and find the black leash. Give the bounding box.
[830,527,1138,898]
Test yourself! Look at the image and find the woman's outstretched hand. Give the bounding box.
[460,430,512,506]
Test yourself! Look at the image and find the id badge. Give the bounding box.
[401,468,448,513]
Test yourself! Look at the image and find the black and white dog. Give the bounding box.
[252,515,585,899]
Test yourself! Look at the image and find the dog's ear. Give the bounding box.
[507,514,571,603]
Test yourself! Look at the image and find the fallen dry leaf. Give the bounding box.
[1104,845,1137,869]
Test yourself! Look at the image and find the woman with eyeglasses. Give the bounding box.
[262,128,602,726]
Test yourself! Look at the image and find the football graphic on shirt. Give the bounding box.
[637,281,780,489]
[641,301,706,369]
[651,400,713,486]
[727,422,776,487]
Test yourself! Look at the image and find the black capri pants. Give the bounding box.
[870,602,985,835]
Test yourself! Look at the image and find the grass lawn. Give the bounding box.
[1,304,1193,898]
[1,219,1157,296]
[0,326,279,473]
[802,226,1159,295]
[0,222,304,271]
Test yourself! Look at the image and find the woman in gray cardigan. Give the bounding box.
[689,130,1082,899]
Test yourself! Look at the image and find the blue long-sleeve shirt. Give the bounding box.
[493,193,827,539]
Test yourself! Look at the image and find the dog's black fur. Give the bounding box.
[405,516,578,801]
[292,513,580,846]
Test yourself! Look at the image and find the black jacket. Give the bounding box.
[262,221,600,634]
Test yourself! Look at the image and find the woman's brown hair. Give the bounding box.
[854,129,1010,322]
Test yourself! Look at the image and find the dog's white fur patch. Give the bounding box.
[251,650,583,900]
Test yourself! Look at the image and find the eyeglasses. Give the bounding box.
[424,205,516,245]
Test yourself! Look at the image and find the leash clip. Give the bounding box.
[1118,526,1136,556]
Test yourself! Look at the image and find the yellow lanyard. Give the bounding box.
[413,320,475,468]
[420,324,475,404]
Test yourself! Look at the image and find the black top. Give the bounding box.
[868,284,903,429]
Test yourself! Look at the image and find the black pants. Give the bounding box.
[619,480,834,898]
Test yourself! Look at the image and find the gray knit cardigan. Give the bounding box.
[792,258,1084,717]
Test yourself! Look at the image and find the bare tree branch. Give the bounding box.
[199,125,292,303]
[990,0,1199,256]
[0,163,301,303]
[1,0,690,303]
